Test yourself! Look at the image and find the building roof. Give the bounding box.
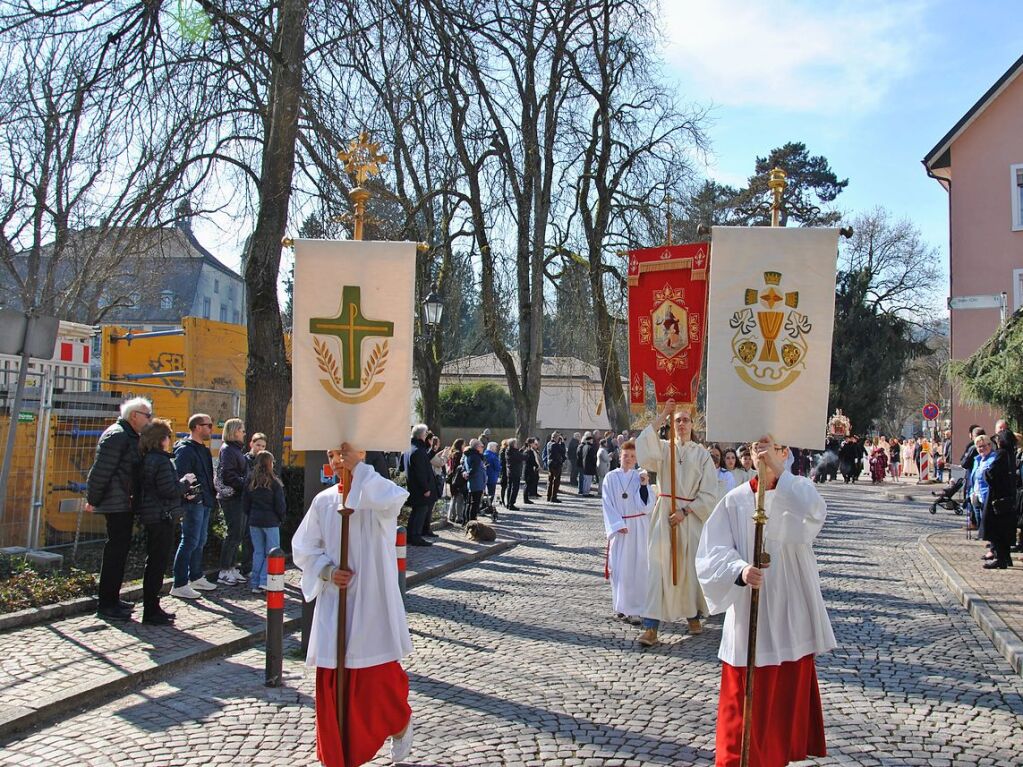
[923,52,1023,173]
[442,353,621,384]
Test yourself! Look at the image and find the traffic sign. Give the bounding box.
[922,403,939,421]
[947,294,1005,310]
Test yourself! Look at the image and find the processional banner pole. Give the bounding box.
[739,167,787,767]
[333,131,389,762]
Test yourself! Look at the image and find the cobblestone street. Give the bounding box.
[3,481,1023,766]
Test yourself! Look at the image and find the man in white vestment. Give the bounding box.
[696,435,836,766]
[635,399,719,645]
[601,440,654,622]
[292,443,414,767]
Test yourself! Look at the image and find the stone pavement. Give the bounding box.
[4,481,1023,765]
[0,519,511,740]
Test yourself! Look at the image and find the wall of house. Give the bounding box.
[191,264,245,325]
[948,72,1023,444]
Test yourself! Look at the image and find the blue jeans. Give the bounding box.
[249,526,281,588]
[642,618,660,630]
[174,503,211,587]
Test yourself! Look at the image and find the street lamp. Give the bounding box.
[422,282,444,331]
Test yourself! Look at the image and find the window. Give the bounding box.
[202,297,211,318]
[1013,164,1023,231]
[214,278,220,294]
[219,304,228,322]
[232,310,240,324]
[160,291,174,310]
[229,284,236,300]
[129,291,141,306]
[1014,269,1023,312]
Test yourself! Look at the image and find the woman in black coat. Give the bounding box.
[980,433,1017,569]
[137,419,195,625]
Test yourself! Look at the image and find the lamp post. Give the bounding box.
[421,282,444,341]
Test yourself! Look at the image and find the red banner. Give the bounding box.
[627,243,710,410]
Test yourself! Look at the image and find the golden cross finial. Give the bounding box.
[337,131,388,186]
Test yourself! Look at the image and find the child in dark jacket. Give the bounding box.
[242,451,287,593]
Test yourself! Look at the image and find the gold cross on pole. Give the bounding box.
[337,131,389,240]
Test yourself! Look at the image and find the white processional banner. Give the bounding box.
[292,240,416,452]
[705,226,839,450]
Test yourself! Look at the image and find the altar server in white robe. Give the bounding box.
[696,435,836,767]
[292,443,414,767]
[601,440,654,620]
[635,399,720,646]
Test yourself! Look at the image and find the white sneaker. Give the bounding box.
[218,569,241,585]
[229,567,244,583]
[390,719,413,764]
[170,584,202,600]
[190,576,217,591]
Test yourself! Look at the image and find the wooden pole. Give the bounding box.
[740,476,768,766]
[336,468,353,763]
[668,404,678,586]
[739,167,786,767]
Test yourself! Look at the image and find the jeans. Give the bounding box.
[249,526,281,588]
[486,480,497,501]
[97,512,135,608]
[579,474,593,495]
[408,504,431,539]
[218,495,250,575]
[174,503,211,587]
[467,490,483,521]
[547,469,562,501]
[642,618,660,630]
[143,520,174,614]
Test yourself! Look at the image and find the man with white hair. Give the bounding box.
[86,397,154,620]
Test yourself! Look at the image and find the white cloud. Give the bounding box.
[660,0,931,114]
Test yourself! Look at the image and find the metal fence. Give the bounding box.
[0,370,241,554]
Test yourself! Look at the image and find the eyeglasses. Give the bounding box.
[135,411,153,419]
[198,422,214,427]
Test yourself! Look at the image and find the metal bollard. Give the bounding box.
[396,525,407,599]
[265,547,286,687]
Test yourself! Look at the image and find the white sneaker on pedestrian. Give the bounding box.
[190,576,217,591]
[390,718,413,764]
[217,569,238,585]
[170,584,202,600]
[229,567,244,583]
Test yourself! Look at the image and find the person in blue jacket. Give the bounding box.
[484,441,502,507]
[461,439,488,524]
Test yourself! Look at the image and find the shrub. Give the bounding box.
[438,382,514,428]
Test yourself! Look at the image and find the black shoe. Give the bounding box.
[508,505,519,511]
[118,599,135,611]
[423,532,439,538]
[97,605,132,621]
[408,537,433,547]
[524,499,534,504]
[983,560,1009,570]
[551,498,561,503]
[142,611,174,625]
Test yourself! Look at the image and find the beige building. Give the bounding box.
[413,354,626,434]
[924,52,1023,449]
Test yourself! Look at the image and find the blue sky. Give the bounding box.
[661,0,1021,301]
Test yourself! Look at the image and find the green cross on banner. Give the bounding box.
[310,286,394,389]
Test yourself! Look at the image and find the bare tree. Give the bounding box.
[840,206,942,318]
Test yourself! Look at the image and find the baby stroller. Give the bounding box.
[929,477,964,515]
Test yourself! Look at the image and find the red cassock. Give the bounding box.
[715,654,826,767]
[315,662,412,767]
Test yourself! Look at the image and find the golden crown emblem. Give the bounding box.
[763,271,782,286]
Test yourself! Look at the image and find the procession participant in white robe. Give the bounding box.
[635,399,719,646]
[696,435,837,767]
[292,443,414,767]
[601,440,655,621]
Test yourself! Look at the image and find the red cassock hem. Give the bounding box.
[315,662,412,767]
[715,654,826,767]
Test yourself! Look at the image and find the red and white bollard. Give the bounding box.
[396,526,407,599]
[265,547,286,687]
[919,450,932,483]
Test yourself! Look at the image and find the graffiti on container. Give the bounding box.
[149,352,186,393]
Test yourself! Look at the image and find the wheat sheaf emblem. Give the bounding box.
[313,336,390,404]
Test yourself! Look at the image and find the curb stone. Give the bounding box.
[919,533,1023,677]
[0,535,515,742]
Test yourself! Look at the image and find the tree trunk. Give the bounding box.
[243,0,307,459]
